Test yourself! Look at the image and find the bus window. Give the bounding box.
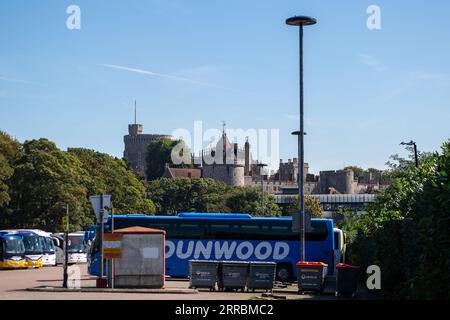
[42,237,55,254]
[22,235,43,254]
[271,225,290,239]
[240,221,290,240]
[91,233,100,254]
[307,221,329,241]
[68,236,86,253]
[208,223,240,239]
[174,222,205,239]
[208,224,229,239]
[51,237,62,249]
[140,220,175,237]
[155,223,171,232]
[240,224,260,237]
[5,237,25,254]
[334,231,340,250]
[241,225,260,233]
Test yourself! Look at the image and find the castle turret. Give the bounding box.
[201,131,245,186]
[318,169,355,194]
[123,105,173,177]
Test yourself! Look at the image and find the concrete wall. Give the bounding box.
[114,234,165,288]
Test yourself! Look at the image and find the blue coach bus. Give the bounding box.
[88,213,335,281]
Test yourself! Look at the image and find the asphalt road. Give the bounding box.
[0,264,326,300]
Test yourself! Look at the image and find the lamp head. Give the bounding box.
[286,16,317,26]
[257,163,268,168]
[400,140,415,146]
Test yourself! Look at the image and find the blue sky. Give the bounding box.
[1,0,450,173]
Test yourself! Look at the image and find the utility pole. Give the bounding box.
[90,194,110,288]
[111,206,114,289]
[62,204,69,288]
[257,163,268,215]
[105,205,115,289]
[413,143,419,168]
[134,100,137,125]
[99,194,104,281]
[401,140,419,167]
[286,15,317,262]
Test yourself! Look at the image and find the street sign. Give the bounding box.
[90,195,111,223]
[103,233,122,259]
[62,216,69,232]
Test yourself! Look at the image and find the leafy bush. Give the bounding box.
[346,141,450,299]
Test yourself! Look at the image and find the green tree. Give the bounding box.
[0,131,21,161]
[344,166,364,179]
[0,133,158,231]
[68,148,155,215]
[0,132,21,208]
[145,139,192,181]
[6,139,92,232]
[148,178,282,216]
[384,149,433,179]
[288,195,322,218]
[148,178,229,214]
[226,187,282,217]
[346,140,450,299]
[0,155,13,207]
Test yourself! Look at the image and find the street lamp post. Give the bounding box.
[286,15,316,262]
[62,204,69,288]
[99,193,104,281]
[257,163,268,215]
[401,140,419,167]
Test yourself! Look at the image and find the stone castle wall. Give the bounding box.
[203,164,245,186]
[318,169,355,194]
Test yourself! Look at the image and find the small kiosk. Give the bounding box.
[110,226,166,289]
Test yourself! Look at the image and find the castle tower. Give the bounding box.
[201,129,245,186]
[318,169,355,194]
[123,102,173,177]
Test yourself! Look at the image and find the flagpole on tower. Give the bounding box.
[134,100,137,125]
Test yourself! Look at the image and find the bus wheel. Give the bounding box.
[276,264,293,283]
